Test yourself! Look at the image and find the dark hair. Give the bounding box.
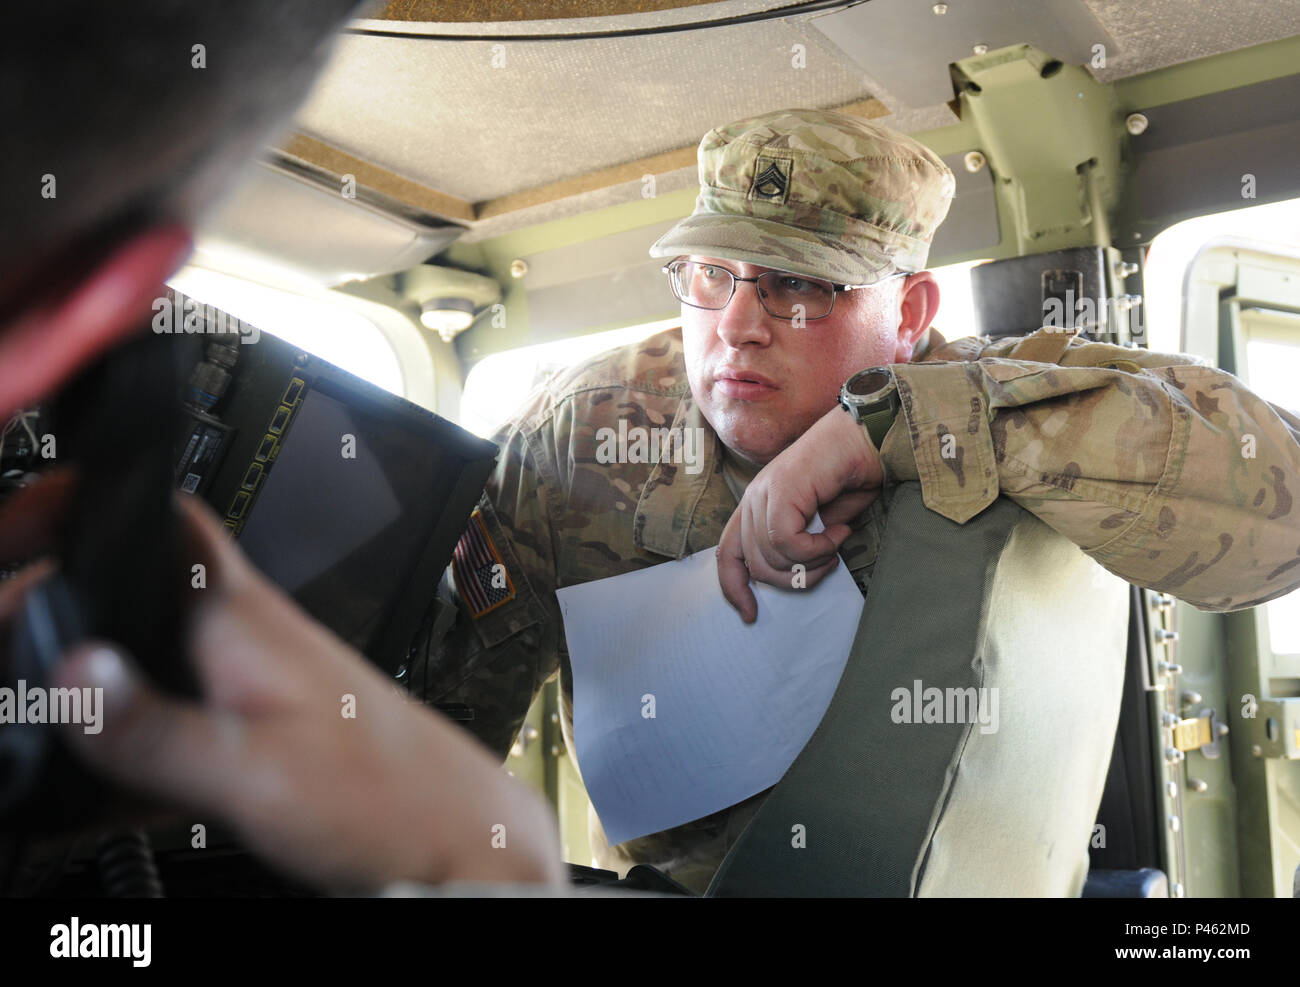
[0,1,362,274]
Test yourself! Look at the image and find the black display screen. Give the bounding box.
[237,386,444,658]
[171,316,499,676]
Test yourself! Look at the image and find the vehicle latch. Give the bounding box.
[1171,708,1226,758]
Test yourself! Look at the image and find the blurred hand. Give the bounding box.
[716,404,883,623]
[49,494,565,893]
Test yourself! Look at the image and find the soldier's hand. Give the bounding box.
[716,403,883,622]
[49,494,565,893]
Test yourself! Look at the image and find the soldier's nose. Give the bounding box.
[715,284,771,348]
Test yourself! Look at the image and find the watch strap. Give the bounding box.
[859,395,900,449]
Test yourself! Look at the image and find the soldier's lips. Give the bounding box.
[714,370,778,401]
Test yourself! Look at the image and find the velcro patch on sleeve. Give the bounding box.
[452,509,517,619]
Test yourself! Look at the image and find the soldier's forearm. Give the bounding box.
[879,353,1300,611]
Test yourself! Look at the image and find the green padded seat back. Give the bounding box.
[706,481,1129,897]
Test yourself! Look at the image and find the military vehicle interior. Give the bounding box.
[5,0,1299,898]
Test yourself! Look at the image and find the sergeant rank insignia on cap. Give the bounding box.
[752,155,790,202]
[452,509,516,619]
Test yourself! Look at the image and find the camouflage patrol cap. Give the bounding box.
[649,108,955,284]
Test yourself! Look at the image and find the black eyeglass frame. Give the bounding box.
[661,259,906,321]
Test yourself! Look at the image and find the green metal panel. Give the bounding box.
[550,679,596,869]
[452,189,696,361]
[1182,245,1300,898]
[1224,603,1296,898]
[1114,34,1300,112]
[499,678,596,867]
[502,680,546,795]
[949,46,1122,257]
[1169,597,1242,898]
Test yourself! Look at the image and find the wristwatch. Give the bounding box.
[838,366,901,449]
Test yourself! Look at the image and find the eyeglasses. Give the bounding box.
[662,259,903,321]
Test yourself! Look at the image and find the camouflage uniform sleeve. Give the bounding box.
[876,327,1300,612]
[405,389,563,762]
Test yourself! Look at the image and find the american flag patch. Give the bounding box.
[452,509,516,619]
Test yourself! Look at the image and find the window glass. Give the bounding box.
[167,266,405,397]
[1245,338,1300,416]
[926,259,988,341]
[1143,196,1300,355]
[1147,199,1300,656]
[459,318,679,439]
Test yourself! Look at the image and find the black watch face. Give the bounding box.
[846,369,891,398]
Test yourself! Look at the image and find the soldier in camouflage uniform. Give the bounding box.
[410,108,1300,894]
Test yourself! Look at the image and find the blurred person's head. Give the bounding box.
[0,1,363,418]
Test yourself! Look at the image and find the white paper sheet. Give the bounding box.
[555,537,864,847]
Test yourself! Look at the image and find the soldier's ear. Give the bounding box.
[893,272,939,363]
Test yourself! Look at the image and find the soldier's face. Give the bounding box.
[680,256,922,466]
